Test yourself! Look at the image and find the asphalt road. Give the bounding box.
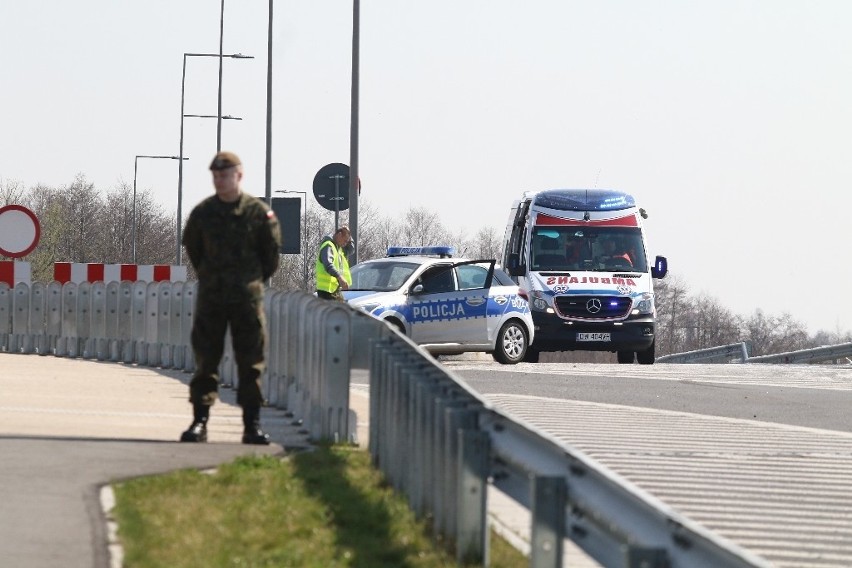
[433,360,852,568]
[446,361,852,433]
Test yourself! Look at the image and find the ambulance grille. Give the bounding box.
[554,295,632,320]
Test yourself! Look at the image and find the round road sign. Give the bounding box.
[313,163,350,212]
[0,205,41,258]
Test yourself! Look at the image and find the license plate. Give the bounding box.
[577,332,611,342]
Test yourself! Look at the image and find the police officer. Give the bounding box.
[315,226,352,300]
[180,151,282,444]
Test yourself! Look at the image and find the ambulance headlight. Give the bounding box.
[632,295,654,315]
[530,291,554,313]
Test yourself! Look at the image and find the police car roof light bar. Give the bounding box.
[387,246,456,258]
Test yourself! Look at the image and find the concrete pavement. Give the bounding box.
[0,352,312,568]
[0,352,599,568]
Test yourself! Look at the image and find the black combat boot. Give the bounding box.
[241,405,270,445]
[180,404,209,443]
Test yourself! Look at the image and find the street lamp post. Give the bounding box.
[274,190,308,290]
[217,0,226,152]
[177,51,252,265]
[133,155,186,264]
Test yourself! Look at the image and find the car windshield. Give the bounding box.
[349,260,420,292]
[530,227,647,272]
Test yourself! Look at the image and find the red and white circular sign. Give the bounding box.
[0,205,41,258]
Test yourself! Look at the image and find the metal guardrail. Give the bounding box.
[366,332,770,567]
[745,342,852,364]
[658,342,852,365]
[0,281,356,443]
[0,281,772,567]
[657,342,750,364]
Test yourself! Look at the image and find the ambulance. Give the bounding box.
[502,189,667,364]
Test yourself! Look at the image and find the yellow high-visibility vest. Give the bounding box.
[315,239,351,293]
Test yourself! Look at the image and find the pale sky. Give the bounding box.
[1,1,851,335]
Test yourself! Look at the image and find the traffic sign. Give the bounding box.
[312,163,350,212]
[0,205,40,258]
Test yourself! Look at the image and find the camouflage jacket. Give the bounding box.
[183,192,281,302]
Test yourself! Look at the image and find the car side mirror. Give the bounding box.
[411,284,424,294]
[651,255,668,279]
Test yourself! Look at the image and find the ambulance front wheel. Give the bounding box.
[493,320,529,365]
[636,342,655,365]
[617,351,635,364]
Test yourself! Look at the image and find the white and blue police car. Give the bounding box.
[342,246,534,364]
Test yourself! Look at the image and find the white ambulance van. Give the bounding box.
[502,189,667,364]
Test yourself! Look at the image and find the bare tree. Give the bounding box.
[0,178,26,206]
[466,225,502,259]
[653,274,694,355]
[4,174,845,351]
[401,206,449,246]
[102,182,134,262]
[20,184,69,282]
[100,183,175,265]
[683,294,742,350]
[60,174,103,263]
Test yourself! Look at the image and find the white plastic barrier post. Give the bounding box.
[59,283,79,358]
[319,303,351,442]
[91,282,107,361]
[144,282,160,366]
[117,282,134,363]
[104,282,120,361]
[180,282,196,372]
[46,282,62,355]
[168,282,185,370]
[130,282,147,364]
[264,290,282,406]
[77,282,93,359]
[0,283,10,352]
[30,282,47,355]
[11,283,30,353]
[156,282,172,368]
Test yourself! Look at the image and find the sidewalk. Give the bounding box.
[0,353,599,568]
[0,352,309,568]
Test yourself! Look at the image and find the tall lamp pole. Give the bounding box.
[217,0,226,152]
[349,0,361,265]
[177,51,253,265]
[133,155,185,264]
[274,190,308,290]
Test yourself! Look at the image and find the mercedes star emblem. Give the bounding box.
[586,298,602,313]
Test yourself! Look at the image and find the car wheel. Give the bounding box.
[617,350,634,364]
[385,318,406,335]
[636,342,655,365]
[492,320,528,365]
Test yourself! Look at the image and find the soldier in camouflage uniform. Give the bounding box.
[180,151,282,445]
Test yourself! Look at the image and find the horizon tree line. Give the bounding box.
[2,175,849,359]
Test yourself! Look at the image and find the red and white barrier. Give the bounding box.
[0,260,31,286]
[53,263,187,284]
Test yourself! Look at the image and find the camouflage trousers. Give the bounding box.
[189,296,266,408]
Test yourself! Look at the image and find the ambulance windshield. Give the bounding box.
[530,227,647,272]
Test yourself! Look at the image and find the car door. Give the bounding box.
[408,261,493,346]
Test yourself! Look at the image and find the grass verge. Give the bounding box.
[112,445,528,568]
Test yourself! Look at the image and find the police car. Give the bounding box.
[342,246,534,364]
